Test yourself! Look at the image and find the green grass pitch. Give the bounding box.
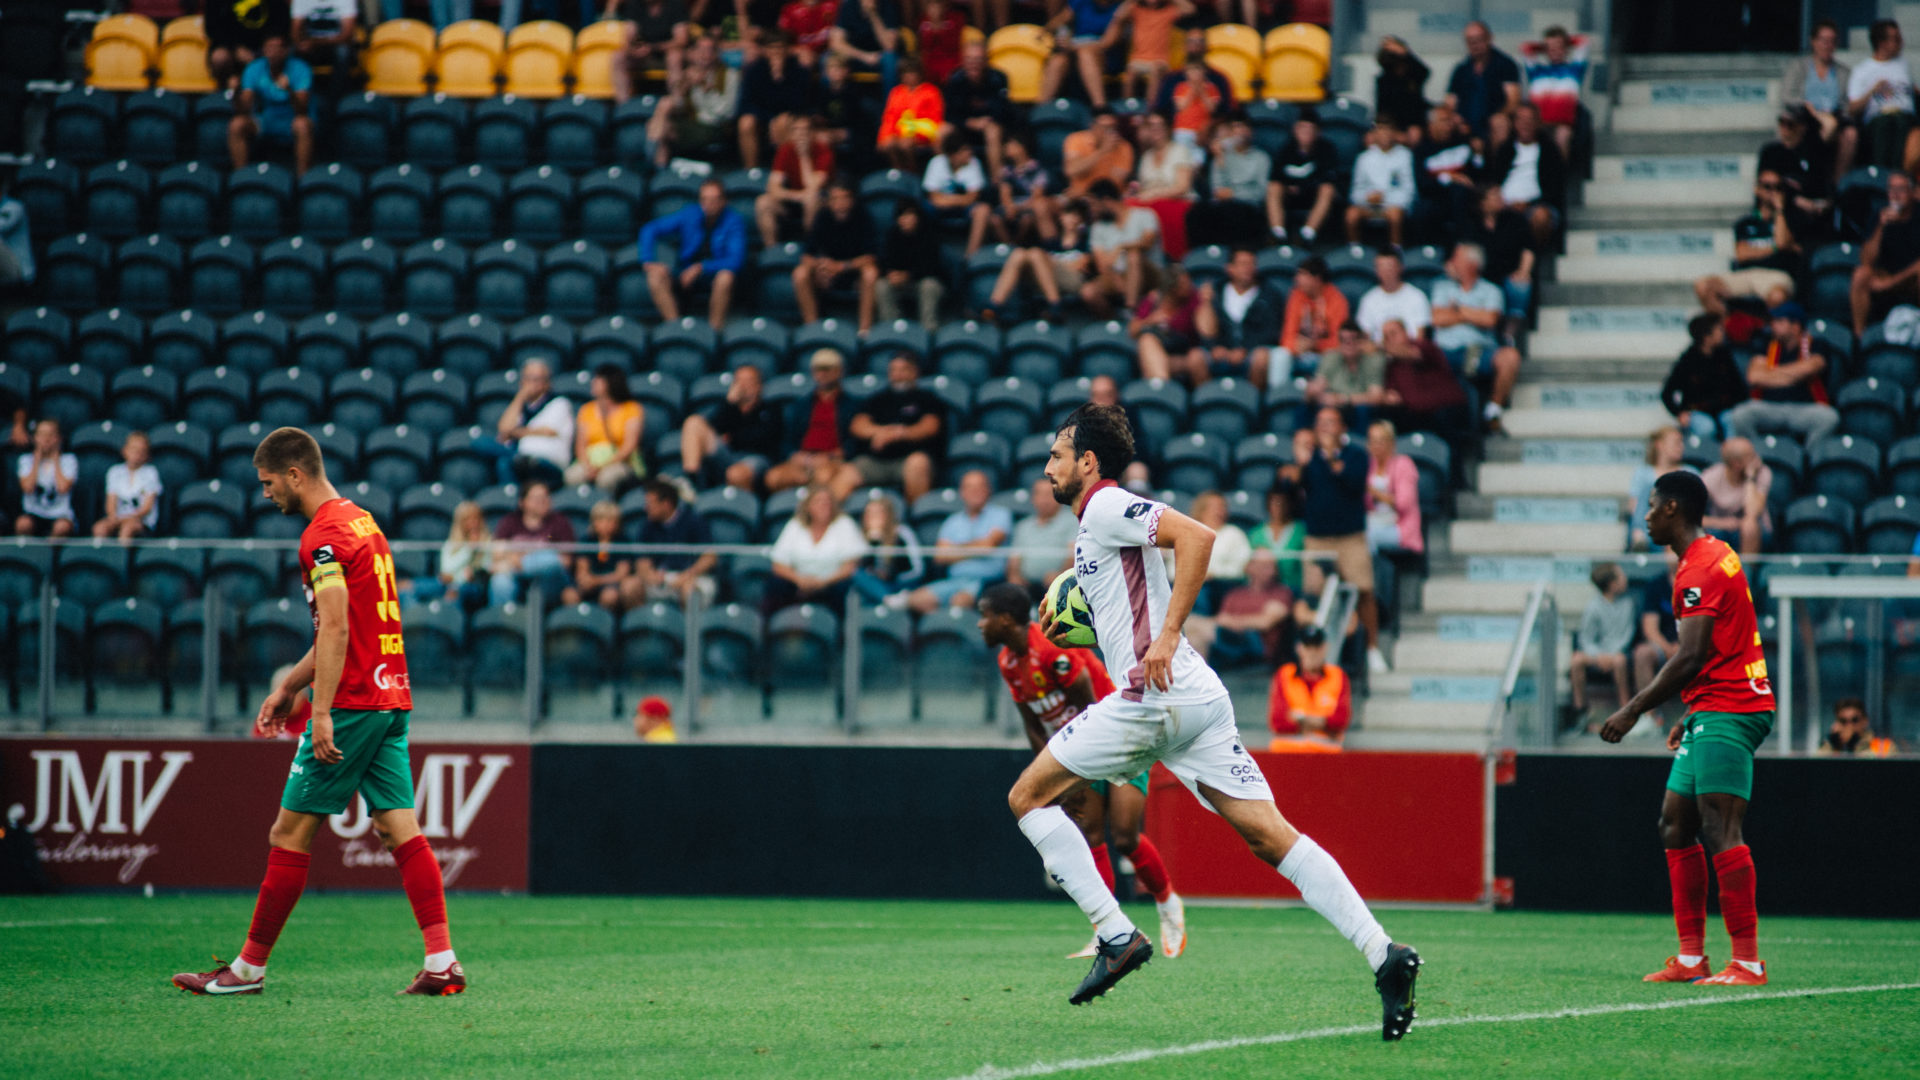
[4,894,1917,1078]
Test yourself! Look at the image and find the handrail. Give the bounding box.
[1493,581,1548,745]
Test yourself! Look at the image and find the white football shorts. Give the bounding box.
[1047,693,1273,813]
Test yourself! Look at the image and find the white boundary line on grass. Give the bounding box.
[0,918,114,929]
[951,982,1920,1080]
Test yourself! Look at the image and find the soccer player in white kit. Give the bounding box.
[1007,403,1421,1039]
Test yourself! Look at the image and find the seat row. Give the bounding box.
[987,22,1333,104]
[1691,428,1920,515]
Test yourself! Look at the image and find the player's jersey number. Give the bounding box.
[370,551,402,623]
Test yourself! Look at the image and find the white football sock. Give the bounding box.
[425,949,458,974]
[1678,954,1704,967]
[230,958,266,980]
[1735,959,1764,974]
[1019,807,1135,942]
[1278,835,1391,971]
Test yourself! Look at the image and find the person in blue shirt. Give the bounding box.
[640,178,747,329]
[230,35,314,174]
[905,468,1013,614]
[1443,20,1522,142]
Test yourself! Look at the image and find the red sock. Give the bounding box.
[1713,845,1759,963]
[393,835,453,955]
[240,847,310,968]
[1089,843,1115,894]
[1664,844,1708,957]
[1128,835,1174,903]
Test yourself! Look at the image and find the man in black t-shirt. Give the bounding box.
[1694,169,1807,317]
[1758,107,1834,204]
[615,0,690,102]
[1852,168,1920,333]
[830,0,901,80]
[944,42,1011,176]
[1444,20,1521,141]
[793,180,880,330]
[848,354,945,501]
[1266,112,1339,244]
[680,363,783,490]
[1465,185,1535,321]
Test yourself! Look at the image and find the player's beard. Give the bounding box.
[1050,473,1081,510]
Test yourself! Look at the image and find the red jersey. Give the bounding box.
[777,0,839,50]
[997,623,1115,735]
[1673,535,1772,714]
[300,497,413,712]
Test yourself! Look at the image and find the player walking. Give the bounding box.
[1006,404,1420,1039]
[1600,470,1771,986]
[976,582,1187,959]
[173,427,465,997]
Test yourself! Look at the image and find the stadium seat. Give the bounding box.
[1861,493,1920,556]
[436,20,506,97]
[437,426,495,494]
[121,90,190,168]
[246,597,315,672]
[1809,243,1861,325]
[253,366,324,429]
[438,314,507,383]
[787,321,857,376]
[331,238,399,321]
[182,364,250,432]
[189,91,235,167]
[1161,431,1231,493]
[366,164,434,246]
[934,320,1004,386]
[987,24,1051,104]
[89,596,168,709]
[397,482,465,541]
[646,319,716,386]
[1123,378,1191,458]
[912,606,989,719]
[401,95,470,171]
[1401,245,1447,294]
[14,159,80,242]
[1756,434,1806,505]
[471,96,538,173]
[258,237,327,319]
[84,161,153,241]
[610,95,660,168]
[545,603,617,715]
[220,310,291,376]
[610,244,655,319]
[856,169,921,236]
[73,309,144,375]
[401,239,470,322]
[575,315,647,373]
[577,166,645,249]
[0,366,29,433]
[86,14,158,92]
[550,482,600,537]
[109,366,178,431]
[533,240,604,323]
[113,234,183,315]
[572,20,625,99]
[697,602,762,684]
[545,96,611,175]
[365,18,436,96]
[972,378,1044,447]
[296,163,365,245]
[1027,99,1089,172]
[333,93,396,170]
[1191,377,1262,445]
[202,544,279,610]
[146,420,212,493]
[1784,494,1856,554]
[186,236,254,316]
[324,368,394,435]
[856,322,930,375]
[0,543,53,610]
[470,239,539,322]
[1857,323,1917,388]
[1323,244,1379,308]
[404,600,467,688]
[1262,22,1332,102]
[947,430,1013,487]
[470,604,531,690]
[132,543,206,610]
[999,432,1047,482]
[5,307,71,373]
[1315,95,1372,159]
[691,486,759,546]
[71,420,127,492]
[158,15,217,93]
[217,421,274,485]
[1256,245,1304,295]
[1807,435,1882,508]
[1263,380,1305,434]
[1201,24,1261,101]
[225,163,293,244]
[687,371,733,415]
[507,313,577,371]
[714,318,788,379]
[175,479,247,539]
[1073,321,1136,384]
[362,424,434,492]
[155,161,223,241]
[399,369,471,435]
[432,164,502,244]
[36,364,106,431]
[1398,431,1453,520]
[620,602,685,702]
[503,22,573,99]
[920,375,972,427]
[509,166,575,247]
[56,543,131,611]
[1837,377,1905,447]
[473,369,525,429]
[1182,245,1230,293]
[42,234,110,313]
[336,479,397,525]
[1234,432,1289,493]
[767,603,838,699]
[288,312,360,379]
[1245,99,1299,157]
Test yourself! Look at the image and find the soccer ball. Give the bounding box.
[1042,571,1098,647]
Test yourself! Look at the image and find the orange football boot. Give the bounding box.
[1697,960,1767,986]
[1643,956,1713,982]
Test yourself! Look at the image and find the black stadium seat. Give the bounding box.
[155,162,223,241]
[311,423,364,480]
[122,90,190,168]
[146,420,214,493]
[331,238,400,320]
[75,309,145,374]
[255,366,327,429]
[207,545,280,609]
[508,166,574,247]
[36,364,106,432]
[259,237,328,319]
[542,97,609,173]
[109,366,179,431]
[133,544,207,610]
[225,163,294,244]
[973,377,1045,446]
[333,93,396,171]
[183,368,251,432]
[1862,494,1920,555]
[402,369,471,434]
[1073,321,1135,384]
[439,164,505,245]
[438,314,507,383]
[936,320,1004,386]
[83,161,152,241]
[186,236,256,316]
[150,310,218,375]
[472,95,539,173]
[329,368,398,434]
[1838,376,1905,446]
[399,482,467,540]
[175,479,248,539]
[48,86,120,166]
[5,307,72,373]
[1161,431,1230,493]
[71,420,126,490]
[473,239,540,322]
[190,92,236,167]
[401,239,469,321]
[14,159,80,241]
[577,166,645,249]
[1191,378,1262,445]
[364,424,436,491]
[543,241,609,323]
[401,95,469,172]
[55,544,130,610]
[1784,494,1855,554]
[296,163,365,245]
[509,314,578,370]
[437,426,496,493]
[1807,435,1882,508]
[113,235,183,315]
[221,310,291,376]
[368,163,435,246]
[366,312,435,381]
[44,234,113,312]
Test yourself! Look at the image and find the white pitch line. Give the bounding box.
[0,917,115,929]
[951,982,1920,1080]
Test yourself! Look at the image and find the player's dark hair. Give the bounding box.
[1059,403,1135,480]
[1652,469,1708,526]
[252,426,325,478]
[644,478,680,507]
[979,581,1033,624]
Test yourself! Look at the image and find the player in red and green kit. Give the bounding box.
[1601,470,1771,987]
[173,427,464,997]
[977,582,1187,959]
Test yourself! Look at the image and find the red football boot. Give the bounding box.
[398,962,467,996]
[1697,960,1767,986]
[1642,956,1712,983]
[173,960,264,996]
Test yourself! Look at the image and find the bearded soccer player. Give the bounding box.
[1600,469,1772,987]
[1006,403,1420,1038]
[173,427,464,997]
[977,582,1188,960]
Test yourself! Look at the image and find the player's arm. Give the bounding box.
[1599,611,1715,744]
[305,578,351,764]
[1062,666,1099,710]
[1145,508,1215,691]
[255,646,316,736]
[1019,702,1049,753]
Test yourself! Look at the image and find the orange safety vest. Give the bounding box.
[1277,663,1347,720]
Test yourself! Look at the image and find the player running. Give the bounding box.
[1006,404,1420,1039]
[173,427,465,997]
[977,582,1188,960]
[1600,470,1771,987]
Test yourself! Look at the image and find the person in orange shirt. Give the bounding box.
[878,57,946,169]
[1060,109,1136,197]
[564,364,647,494]
[1277,255,1350,378]
[1268,623,1349,749]
[1116,0,1191,105]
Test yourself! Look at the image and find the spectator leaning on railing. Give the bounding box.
[489,481,576,607]
[905,468,1011,614]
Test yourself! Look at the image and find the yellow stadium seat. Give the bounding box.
[364,18,436,96]
[1203,23,1260,101]
[158,16,217,93]
[86,14,160,91]
[572,19,629,99]
[988,24,1051,104]
[436,19,506,97]
[505,20,573,98]
[1261,22,1330,102]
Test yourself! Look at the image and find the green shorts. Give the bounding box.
[1090,769,1152,799]
[1665,710,1774,801]
[281,708,415,816]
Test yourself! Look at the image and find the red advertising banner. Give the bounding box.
[0,738,529,891]
[1143,751,1489,903]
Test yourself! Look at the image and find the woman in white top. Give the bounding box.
[14,419,76,537]
[411,500,491,610]
[1847,18,1918,171]
[768,484,867,612]
[93,430,162,541]
[1132,114,1198,202]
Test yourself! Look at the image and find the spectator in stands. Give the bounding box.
[830,0,901,85]
[1847,19,1918,172]
[767,484,867,612]
[1700,436,1772,557]
[915,0,966,85]
[411,500,489,610]
[1062,109,1137,199]
[13,420,74,538]
[1487,102,1566,248]
[1565,562,1637,729]
[0,188,32,293]
[1005,477,1077,589]
[778,0,838,66]
[564,364,646,494]
[738,33,818,170]
[1661,313,1747,440]
[756,115,832,246]
[991,134,1056,245]
[1379,318,1470,442]
[475,358,574,487]
[1188,549,1293,667]
[1267,109,1338,244]
[982,198,1087,323]
[92,430,161,542]
[1191,489,1252,581]
[1112,0,1187,106]
[683,363,781,490]
[489,481,575,607]
[1345,119,1415,246]
[1193,247,1279,389]
[1364,420,1420,555]
[1519,25,1587,164]
[1464,184,1535,327]
[228,35,315,176]
[565,500,642,611]
[906,468,1011,613]
[1252,480,1306,593]
[768,349,861,496]
[1850,169,1920,335]
[1267,623,1348,748]
[633,479,718,605]
[1132,113,1199,258]
[613,0,692,102]
[945,41,1011,177]
[647,37,740,167]
[1632,554,1680,722]
[290,0,356,96]
[1818,698,1897,756]
[1430,242,1523,432]
[1629,426,1691,551]
[1160,57,1231,155]
[1296,406,1387,673]
[793,179,881,329]
[1725,301,1840,444]
[1762,106,1836,213]
[875,203,947,330]
[1693,168,1805,318]
[880,58,945,170]
[848,353,944,501]
[1373,36,1431,137]
[1276,255,1349,378]
[818,54,876,172]
[1187,116,1270,250]
[1042,0,1124,110]
[923,131,993,253]
[1414,103,1480,241]
[1783,19,1855,181]
[1304,321,1386,431]
[640,178,746,330]
[850,494,925,604]
[1131,266,1206,384]
[206,0,290,91]
[1355,246,1431,343]
[1082,179,1162,315]
[1445,19,1521,142]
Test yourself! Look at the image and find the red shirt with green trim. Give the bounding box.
[300,497,412,712]
[997,623,1115,736]
[1672,534,1772,714]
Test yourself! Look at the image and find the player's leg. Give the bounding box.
[1061,784,1112,959]
[360,709,466,995]
[1105,775,1185,957]
[1647,730,1713,982]
[1690,719,1767,985]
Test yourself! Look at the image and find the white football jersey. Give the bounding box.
[1072,482,1228,707]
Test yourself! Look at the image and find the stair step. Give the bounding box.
[1531,307,1691,360]
[1518,439,1647,465]
[1611,103,1777,134]
[1585,154,1754,206]
[1513,382,1663,410]
[1356,697,1497,734]
[1456,493,1625,522]
[1437,614,1522,640]
[1558,227,1728,284]
[1449,520,1625,554]
[1521,357,1679,382]
[1542,280,1706,305]
[1619,53,1796,78]
[1597,129,1786,156]
[1500,406,1671,438]
[1394,633,1511,672]
[1571,202,1751,229]
[1477,461,1640,495]
[1423,574,1599,615]
[1616,77,1778,107]
[1372,671,1504,700]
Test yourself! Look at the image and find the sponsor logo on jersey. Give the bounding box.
[372,663,410,691]
[1125,501,1153,519]
[1052,655,1073,678]
[312,544,336,564]
[1682,586,1701,608]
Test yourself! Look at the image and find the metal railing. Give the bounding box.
[1493,582,1559,749]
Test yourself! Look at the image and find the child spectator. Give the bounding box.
[565,500,644,612]
[1118,0,1193,112]
[647,37,740,167]
[94,430,162,541]
[875,203,947,330]
[880,58,945,170]
[851,494,926,604]
[922,131,992,253]
[1345,118,1414,246]
[915,0,967,85]
[1162,58,1229,153]
[793,179,881,329]
[1565,562,1637,729]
